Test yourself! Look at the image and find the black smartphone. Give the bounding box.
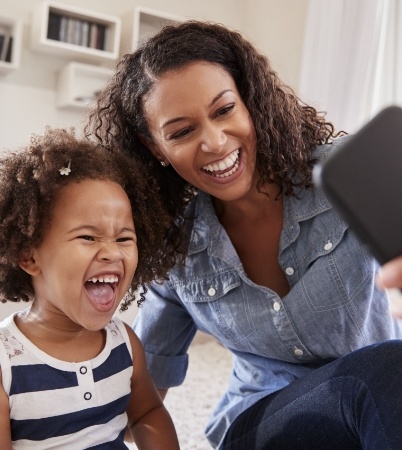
[315,105,402,265]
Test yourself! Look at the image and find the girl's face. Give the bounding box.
[143,61,258,202]
[21,179,138,331]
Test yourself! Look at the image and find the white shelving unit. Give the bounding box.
[0,15,22,74]
[56,61,113,109]
[31,1,121,63]
[121,6,184,54]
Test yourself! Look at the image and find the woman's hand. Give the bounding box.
[377,256,402,319]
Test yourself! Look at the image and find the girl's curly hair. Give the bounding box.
[85,20,346,259]
[0,127,173,309]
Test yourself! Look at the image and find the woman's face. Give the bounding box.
[143,61,257,202]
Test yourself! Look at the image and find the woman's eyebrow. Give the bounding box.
[162,116,186,129]
[208,89,233,108]
[161,89,234,129]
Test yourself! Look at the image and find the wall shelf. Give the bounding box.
[56,61,113,109]
[0,15,22,74]
[121,6,184,54]
[31,1,121,63]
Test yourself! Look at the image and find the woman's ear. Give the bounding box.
[139,134,169,167]
[18,251,41,276]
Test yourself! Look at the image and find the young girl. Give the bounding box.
[0,128,180,449]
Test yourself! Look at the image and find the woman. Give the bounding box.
[86,21,402,450]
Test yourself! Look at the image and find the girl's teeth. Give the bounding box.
[88,276,118,283]
[203,149,239,173]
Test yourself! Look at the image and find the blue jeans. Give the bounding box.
[221,341,402,450]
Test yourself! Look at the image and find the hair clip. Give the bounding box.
[59,161,71,176]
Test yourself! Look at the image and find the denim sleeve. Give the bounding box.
[133,279,198,389]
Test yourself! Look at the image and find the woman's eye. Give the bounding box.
[170,127,193,140]
[216,104,235,117]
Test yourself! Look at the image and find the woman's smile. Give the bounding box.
[202,148,240,178]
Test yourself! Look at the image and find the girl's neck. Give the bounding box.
[14,306,105,363]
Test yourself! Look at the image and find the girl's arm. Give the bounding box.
[0,371,12,450]
[124,324,180,450]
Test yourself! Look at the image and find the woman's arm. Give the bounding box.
[124,324,180,450]
[0,371,12,450]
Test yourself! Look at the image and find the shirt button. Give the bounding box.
[207,287,216,297]
[84,392,92,400]
[273,302,281,311]
[324,241,333,251]
[285,267,294,275]
[294,348,304,356]
[80,366,87,375]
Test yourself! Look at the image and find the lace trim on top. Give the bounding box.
[0,328,24,358]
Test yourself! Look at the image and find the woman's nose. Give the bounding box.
[200,123,227,154]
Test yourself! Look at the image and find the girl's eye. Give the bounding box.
[78,235,95,241]
[116,237,135,243]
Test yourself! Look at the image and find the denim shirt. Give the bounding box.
[133,138,402,449]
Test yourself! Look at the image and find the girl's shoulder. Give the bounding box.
[107,316,145,362]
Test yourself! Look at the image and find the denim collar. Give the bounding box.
[187,185,333,258]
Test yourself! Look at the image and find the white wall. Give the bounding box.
[0,0,308,149]
[244,0,308,90]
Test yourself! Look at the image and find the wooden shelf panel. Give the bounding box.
[56,61,113,109]
[121,6,184,53]
[31,1,121,63]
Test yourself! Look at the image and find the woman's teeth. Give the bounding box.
[203,149,240,178]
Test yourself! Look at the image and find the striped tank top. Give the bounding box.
[0,313,133,449]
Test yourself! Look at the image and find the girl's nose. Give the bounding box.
[97,240,123,262]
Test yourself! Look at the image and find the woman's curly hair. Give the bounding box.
[85,20,345,259]
[0,127,173,309]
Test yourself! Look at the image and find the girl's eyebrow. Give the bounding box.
[68,225,136,234]
[161,89,234,129]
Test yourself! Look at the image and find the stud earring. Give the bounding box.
[160,161,167,167]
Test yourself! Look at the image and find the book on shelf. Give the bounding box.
[47,12,108,50]
[47,12,61,40]
[5,36,12,62]
[0,34,12,62]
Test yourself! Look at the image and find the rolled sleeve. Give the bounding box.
[144,351,189,389]
[133,278,197,388]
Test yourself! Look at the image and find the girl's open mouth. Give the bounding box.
[85,275,119,312]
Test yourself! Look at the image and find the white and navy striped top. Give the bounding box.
[0,313,133,449]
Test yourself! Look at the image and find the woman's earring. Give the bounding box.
[160,161,167,167]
